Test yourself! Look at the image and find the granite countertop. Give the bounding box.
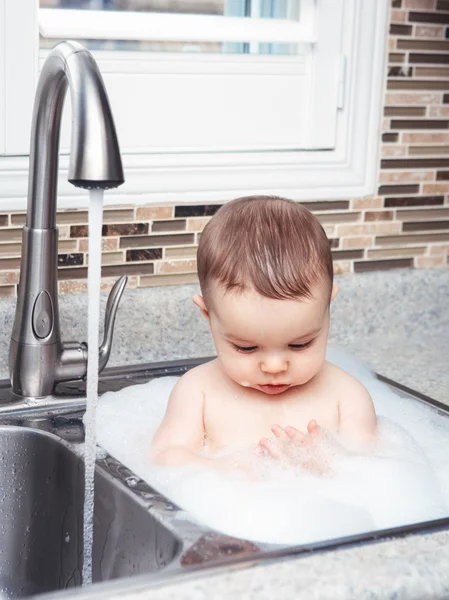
[1,267,449,599]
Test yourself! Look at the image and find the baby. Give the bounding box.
[151,196,377,475]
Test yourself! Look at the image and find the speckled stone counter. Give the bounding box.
[1,267,449,600]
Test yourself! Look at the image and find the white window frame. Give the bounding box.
[0,0,389,211]
[39,7,316,44]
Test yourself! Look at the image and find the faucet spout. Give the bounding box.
[28,41,124,229]
[9,41,125,399]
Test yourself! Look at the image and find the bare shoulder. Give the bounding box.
[323,361,371,400]
[323,361,377,440]
[173,359,218,395]
[165,359,219,409]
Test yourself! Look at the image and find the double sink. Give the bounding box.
[1,358,449,599]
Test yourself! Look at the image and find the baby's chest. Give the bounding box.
[203,391,340,451]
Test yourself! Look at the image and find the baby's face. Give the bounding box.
[206,281,332,396]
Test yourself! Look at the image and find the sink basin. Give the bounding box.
[1,357,449,599]
[0,426,180,598]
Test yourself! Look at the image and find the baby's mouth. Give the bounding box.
[259,383,291,395]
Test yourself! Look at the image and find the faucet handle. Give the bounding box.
[56,275,127,385]
[99,275,128,372]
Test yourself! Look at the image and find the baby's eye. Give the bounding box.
[289,342,312,350]
[232,344,257,353]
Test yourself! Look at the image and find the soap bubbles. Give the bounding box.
[95,348,449,546]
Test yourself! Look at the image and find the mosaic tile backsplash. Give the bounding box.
[1,0,449,298]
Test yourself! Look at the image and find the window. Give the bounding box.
[0,0,389,210]
[39,0,304,56]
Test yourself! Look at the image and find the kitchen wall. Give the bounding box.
[0,0,448,298]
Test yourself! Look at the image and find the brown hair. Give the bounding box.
[197,195,333,307]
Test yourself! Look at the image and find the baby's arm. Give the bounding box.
[337,374,377,449]
[151,369,248,474]
[150,369,208,467]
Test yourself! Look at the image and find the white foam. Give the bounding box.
[96,347,449,545]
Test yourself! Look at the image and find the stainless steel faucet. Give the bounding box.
[9,41,126,399]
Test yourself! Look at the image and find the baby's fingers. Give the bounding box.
[307,420,322,436]
[258,437,284,460]
[271,424,290,442]
[285,426,308,445]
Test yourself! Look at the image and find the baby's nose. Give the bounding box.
[260,355,288,374]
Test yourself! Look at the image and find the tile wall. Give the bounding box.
[0,0,448,298]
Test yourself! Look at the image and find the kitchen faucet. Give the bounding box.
[9,41,125,400]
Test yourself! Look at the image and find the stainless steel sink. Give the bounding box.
[0,426,180,598]
[1,357,449,599]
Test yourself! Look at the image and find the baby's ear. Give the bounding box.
[192,294,210,320]
[330,283,339,303]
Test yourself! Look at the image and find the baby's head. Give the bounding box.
[194,196,338,395]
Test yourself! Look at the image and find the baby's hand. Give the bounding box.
[256,420,341,476]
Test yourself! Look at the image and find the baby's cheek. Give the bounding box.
[221,353,251,382]
[293,351,325,383]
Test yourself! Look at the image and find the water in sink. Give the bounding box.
[95,347,449,545]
